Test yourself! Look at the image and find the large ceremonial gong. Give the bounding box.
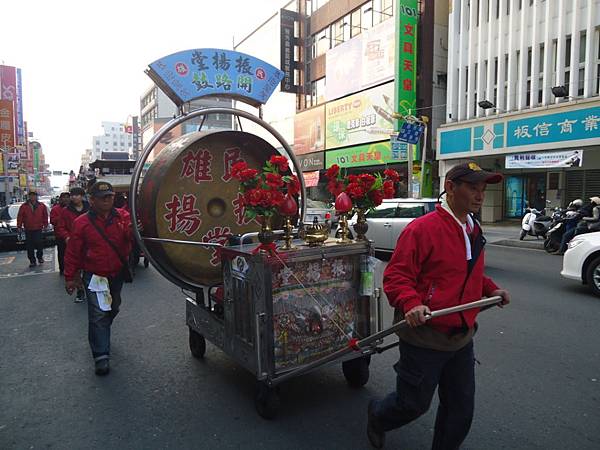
[139,130,278,287]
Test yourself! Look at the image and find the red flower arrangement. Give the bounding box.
[232,155,300,219]
[325,164,400,212]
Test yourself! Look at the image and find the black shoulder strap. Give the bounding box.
[87,213,128,267]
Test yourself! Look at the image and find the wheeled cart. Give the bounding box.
[185,239,382,418]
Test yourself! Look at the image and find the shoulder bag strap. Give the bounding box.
[87,213,128,268]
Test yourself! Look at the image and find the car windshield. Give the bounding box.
[7,205,21,219]
[396,203,426,218]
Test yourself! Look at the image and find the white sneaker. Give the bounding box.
[74,295,85,303]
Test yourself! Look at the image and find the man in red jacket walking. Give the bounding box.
[17,191,49,268]
[56,186,89,301]
[50,192,70,274]
[64,181,132,375]
[367,162,510,449]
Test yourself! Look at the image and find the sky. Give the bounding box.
[1,0,289,174]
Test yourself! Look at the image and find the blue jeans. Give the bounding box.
[372,340,475,450]
[82,272,123,360]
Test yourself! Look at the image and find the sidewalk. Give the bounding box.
[482,221,545,250]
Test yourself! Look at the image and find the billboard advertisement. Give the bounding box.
[325,82,394,150]
[293,104,325,155]
[0,99,15,148]
[505,150,583,169]
[326,19,395,102]
[326,37,362,102]
[361,18,395,90]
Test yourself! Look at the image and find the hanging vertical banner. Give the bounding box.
[280,9,299,93]
[0,66,17,147]
[0,99,15,148]
[16,69,25,146]
[394,0,418,119]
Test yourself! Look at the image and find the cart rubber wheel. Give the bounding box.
[342,355,371,388]
[189,328,206,358]
[254,382,281,420]
[585,256,600,297]
[144,258,150,268]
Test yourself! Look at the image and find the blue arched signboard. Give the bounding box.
[147,49,285,108]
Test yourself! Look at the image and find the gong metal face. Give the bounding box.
[139,130,278,287]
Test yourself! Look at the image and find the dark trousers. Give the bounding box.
[82,272,123,360]
[373,340,475,450]
[56,238,66,272]
[25,230,44,263]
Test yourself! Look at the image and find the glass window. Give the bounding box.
[315,28,329,56]
[565,37,571,67]
[362,1,374,30]
[580,32,586,64]
[382,0,394,17]
[351,9,362,37]
[396,203,426,218]
[366,205,397,218]
[539,44,544,72]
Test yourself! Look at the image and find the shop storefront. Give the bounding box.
[437,99,600,222]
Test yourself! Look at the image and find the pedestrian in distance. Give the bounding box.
[56,186,89,302]
[50,192,70,274]
[367,162,511,449]
[17,191,49,268]
[64,181,132,376]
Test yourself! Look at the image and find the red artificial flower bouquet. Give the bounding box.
[325,164,400,212]
[232,155,300,220]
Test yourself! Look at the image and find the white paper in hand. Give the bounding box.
[88,275,112,311]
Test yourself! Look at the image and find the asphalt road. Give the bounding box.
[0,244,598,449]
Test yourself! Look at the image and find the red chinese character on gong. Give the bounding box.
[232,192,251,225]
[180,148,213,183]
[164,194,203,236]
[202,226,232,265]
[222,147,244,182]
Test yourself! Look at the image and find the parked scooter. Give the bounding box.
[520,206,553,240]
[544,209,580,253]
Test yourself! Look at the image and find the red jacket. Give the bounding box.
[383,205,499,334]
[17,201,49,231]
[55,202,89,241]
[64,208,132,281]
[50,204,64,228]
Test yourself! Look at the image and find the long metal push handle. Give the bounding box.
[268,296,503,386]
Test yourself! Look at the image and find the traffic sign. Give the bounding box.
[397,121,425,144]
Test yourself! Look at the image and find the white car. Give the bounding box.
[347,198,439,252]
[561,231,600,296]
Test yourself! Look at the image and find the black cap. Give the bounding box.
[446,162,503,184]
[88,181,114,197]
[69,187,85,196]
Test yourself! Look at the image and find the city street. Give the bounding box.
[1,242,599,450]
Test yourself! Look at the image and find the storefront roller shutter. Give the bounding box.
[566,170,600,202]
[584,170,600,198]
[566,171,584,201]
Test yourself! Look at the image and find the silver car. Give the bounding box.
[349,198,439,252]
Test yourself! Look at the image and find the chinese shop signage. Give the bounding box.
[147,49,285,107]
[438,104,600,159]
[280,9,299,93]
[394,0,418,118]
[325,141,394,168]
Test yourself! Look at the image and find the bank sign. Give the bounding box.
[437,103,600,159]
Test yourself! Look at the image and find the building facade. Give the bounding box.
[91,121,134,162]
[234,0,448,202]
[139,84,232,161]
[439,0,600,222]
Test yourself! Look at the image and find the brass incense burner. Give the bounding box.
[302,217,330,247]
